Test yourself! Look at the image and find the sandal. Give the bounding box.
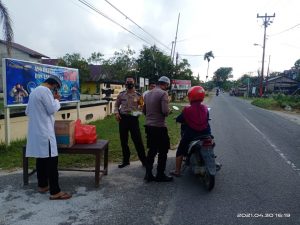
[49,192,72,200]
[38,186,49,194]
[169,170,181,177]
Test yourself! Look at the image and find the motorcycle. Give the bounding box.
[184,135,221,191]
[172,105,221,191]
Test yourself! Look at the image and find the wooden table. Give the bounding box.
[22,140,109,187]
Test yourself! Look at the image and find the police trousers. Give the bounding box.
[119,114,146,164]
[145,125,170,176]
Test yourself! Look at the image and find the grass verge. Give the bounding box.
[251,94,300,111]
[251,98,281,110]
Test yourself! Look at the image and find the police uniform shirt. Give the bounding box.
[114,90,143,115]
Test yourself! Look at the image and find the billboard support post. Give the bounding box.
[76,102,80,119]
[4,107,11,145]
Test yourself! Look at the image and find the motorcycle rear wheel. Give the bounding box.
[203,172,215,191]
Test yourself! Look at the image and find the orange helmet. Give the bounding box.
[187,86,205,103]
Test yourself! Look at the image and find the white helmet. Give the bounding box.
[158,76,170,85]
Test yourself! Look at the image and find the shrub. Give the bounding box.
[273,94,300,109]
[251,98,280,109]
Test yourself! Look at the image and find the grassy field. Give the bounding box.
[0,105,183,170]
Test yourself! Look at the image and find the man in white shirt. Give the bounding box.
[26,75,72,200]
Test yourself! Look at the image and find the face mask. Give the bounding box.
[126,83,134,89]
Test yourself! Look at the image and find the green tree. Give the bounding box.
[222,80,235,91]
[234,74,259,92]
[58,53,90,84]
[294,59,300,68]
[204,51,214,81]
[213,67,232,87]
[202,80,215,91]
[174,59,192,79]
[101,46,136,81]
[87,52,104,65]
[136,45,173,82]
[0,0,13,56]
[294,59,300,81]
[174,59,198,85]
[238,74,252,85]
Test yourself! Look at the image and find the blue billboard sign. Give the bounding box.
[2,58,80,107]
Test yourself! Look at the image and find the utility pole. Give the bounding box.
[170,41,174,58]
[247,78,250,98]
[257,13,275,97]
[265,55,271,92]
[172,13,180,63]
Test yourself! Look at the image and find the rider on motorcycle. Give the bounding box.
[170,86,211,177]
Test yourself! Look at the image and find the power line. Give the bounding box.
[104,0,171,51]
[270,23,300,36]
[69,0,99,16]
[78,0,154,46]
[179,54,257,58]
[77,0,170,57]
[180,54,203,57]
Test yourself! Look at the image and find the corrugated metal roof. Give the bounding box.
[267,76,283,82]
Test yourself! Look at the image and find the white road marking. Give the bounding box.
[243,117,300,177]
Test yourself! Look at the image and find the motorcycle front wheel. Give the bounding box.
[203,172,215,191]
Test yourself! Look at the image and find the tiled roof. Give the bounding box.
[89,64,102,81]
[0,40,49,58]
[41,58,59,65]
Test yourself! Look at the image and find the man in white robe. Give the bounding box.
[26,75,72,200]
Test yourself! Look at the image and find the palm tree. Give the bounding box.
[204,51,214,82]
[0,0,13,56]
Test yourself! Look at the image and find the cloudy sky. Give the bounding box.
[3,0,300,80]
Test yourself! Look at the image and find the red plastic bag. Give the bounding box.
[75,119,97,144]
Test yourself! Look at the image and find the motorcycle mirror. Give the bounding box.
[172,106,180,111]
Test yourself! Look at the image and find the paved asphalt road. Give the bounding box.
[1,94,299,225]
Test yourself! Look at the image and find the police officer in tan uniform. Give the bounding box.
[114,76,147,168]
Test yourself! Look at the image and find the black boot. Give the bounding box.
[144,171,155,182]
[144,161,155,182]
[155,174,173,182]
[118,162,130,168]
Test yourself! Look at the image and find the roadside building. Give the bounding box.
[0,40,49,92]
[265,76,299,94]
[170,79,191,100]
